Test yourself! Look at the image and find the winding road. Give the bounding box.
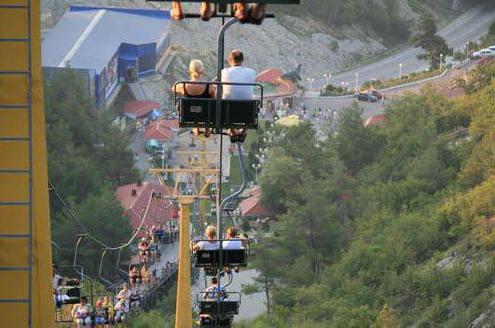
[315,3,495,90]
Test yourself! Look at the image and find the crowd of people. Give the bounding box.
[68,289,132,327]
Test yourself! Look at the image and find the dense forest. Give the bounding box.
[45,69,139,277]
[241,61,495,327]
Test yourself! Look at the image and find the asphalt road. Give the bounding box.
[313,3,495,90]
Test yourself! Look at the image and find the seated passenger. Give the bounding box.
[94,299,108,327]
[141,264,151,286]
[233,3,266,24]
[138,238,149,263]
[170,2,266,24]
[222,227,248,249]
[116,284,131,302]
[149,237,158,263]
[102,296,114,326]
[175,59,216,138]
[171,1,215,21]
[129,290,141,311]
[202,277,227,301]
[129,266,140,289]
[221,50,257,143]
[71,296,92,328]
[192,225,219,251]
[114,299,129,324]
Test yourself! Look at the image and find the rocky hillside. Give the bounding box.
[41,0,487,83]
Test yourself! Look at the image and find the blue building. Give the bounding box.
[42,5,171,107]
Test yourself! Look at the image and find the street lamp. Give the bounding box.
[306,78,315,91]
[399,63,403,80]
[440,54,444,70]
[355,73,359,92]
[252,163,262,183]
[324,73,332,86]
[466,42,470,60]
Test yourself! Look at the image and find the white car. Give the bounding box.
[473,49,495,58]
[487,45,495,52]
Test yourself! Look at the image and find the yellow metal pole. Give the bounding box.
[175,196,194,328]
[0,0,53,326]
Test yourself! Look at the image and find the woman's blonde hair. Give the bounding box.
[189,59,204,79]
[205,225,217,239]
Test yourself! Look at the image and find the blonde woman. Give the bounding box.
[191,225,219,251]
[175,59,216,137]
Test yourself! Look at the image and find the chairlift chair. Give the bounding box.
[192,239,249,269]
[173,81,263,131]
[198,292,241,316]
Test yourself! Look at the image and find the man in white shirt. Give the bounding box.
[221,50,257,143]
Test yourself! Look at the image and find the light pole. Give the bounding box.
[252,163,261,183]
[440,54,443,70]
[399,63,403,80]
[324,73,331,87]
[355,73,359,92]
[466,42,469,60]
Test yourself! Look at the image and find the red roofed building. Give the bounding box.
[364,114,386,127]
[123,100,161,119]
[116,181,178,236]
[239,187,273,218]
[145,121,174,141]
[256,69,283,84]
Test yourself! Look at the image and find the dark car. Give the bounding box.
[369,89,385,101]
[355,92,378,103]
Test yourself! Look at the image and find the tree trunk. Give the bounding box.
[264,275,271,315]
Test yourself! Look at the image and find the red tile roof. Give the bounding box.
[256,69,283,84]
[116,182,178,235]
[159,119,179,130]
[123,100,161,118]
[145,120,174,141]
[364,114,386,127]
[239,187,273,217]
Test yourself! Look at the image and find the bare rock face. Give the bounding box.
[166,14,386,81]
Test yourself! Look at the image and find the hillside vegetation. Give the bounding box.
[243,61,495,327]
[46,69,138,276]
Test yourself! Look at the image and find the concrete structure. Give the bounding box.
[42,5,171,107]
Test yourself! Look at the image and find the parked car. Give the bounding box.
[487,45,495,52]
[472,49,495,58]
[355,92,378,103]
[368,89,385,101]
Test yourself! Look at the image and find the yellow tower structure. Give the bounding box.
[150,136,220,327]
[0,0,54,326]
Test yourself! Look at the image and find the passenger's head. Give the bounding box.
[228,50,244,67]
[96,299,103,307]
[211,277,218,285]
[103,296,110,304]
[205,225,217,240]
[226,227,236,238]
[189,59,205,80]
[80,296,88,305]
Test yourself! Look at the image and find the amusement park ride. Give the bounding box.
[0,0,299,327]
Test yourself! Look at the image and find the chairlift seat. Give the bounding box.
[199,316,232,328]
[178,98,260,129]
[200,301,240,316]
[194,249,247,268]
